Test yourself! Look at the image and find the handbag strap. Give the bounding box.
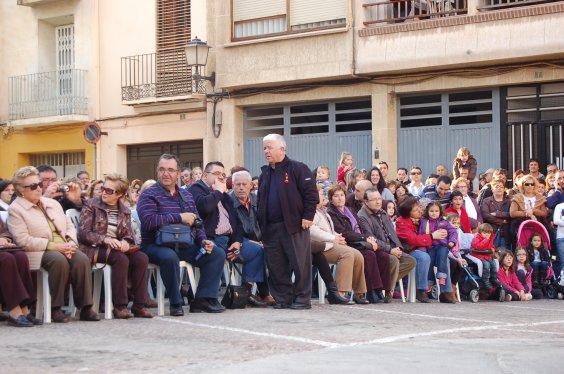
[226,261,243,286]
[38,202,68,243]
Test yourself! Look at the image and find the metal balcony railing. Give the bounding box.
[121,50,206,102]
[363,0,468,26]
[8,69,88,121]
[479,0,557,10]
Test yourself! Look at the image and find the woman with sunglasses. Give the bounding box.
[78,173,154,319]
[509,174,548,242]
[7,166,99,323]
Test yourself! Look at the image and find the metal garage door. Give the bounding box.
[127,140,203,182]
[398,89,500,179]
[244,99,372,177]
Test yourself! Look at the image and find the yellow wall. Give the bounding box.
[0,124,94,179]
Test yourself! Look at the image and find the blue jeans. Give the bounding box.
[410,250,431,290]
[556,238,564,277]
[213,236,266,283]
[427,245,449,280]
[141,242,225,305]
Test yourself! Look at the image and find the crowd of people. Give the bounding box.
[0,138,563,327]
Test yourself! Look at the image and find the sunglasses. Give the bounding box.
[23,183,41,191]
[524,183,535,187]
[410,172,421,175]
[101,186,117,195]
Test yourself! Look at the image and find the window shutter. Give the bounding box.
[290,0,346,27]
[233,0,286,22]
[156,0,192,97]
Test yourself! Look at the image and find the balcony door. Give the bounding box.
[56,24,74,115]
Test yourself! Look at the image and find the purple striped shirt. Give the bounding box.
[137,183,206,246]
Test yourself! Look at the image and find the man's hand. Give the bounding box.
[302,219,313,230]
[212,179,227,193]
[65,182,83,205]
[431,229,448,240]
[226,242,241,262]
[202,239,214,254]
[180,212,197,226]
[366,236,378,251]
[390,247,403,258]
[43,182,63,199]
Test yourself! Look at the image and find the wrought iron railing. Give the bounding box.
[363,0,468,26]
[121,50,206,102]
[479,0,556,10]
[8,69,88,121]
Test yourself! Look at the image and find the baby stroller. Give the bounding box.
[516,219,560,299]
[456,261,481,303]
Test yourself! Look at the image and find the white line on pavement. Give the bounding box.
[486,303,564,313]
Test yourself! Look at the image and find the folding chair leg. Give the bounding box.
[398,279,406,303]
[318,275,326,304]
[103,267,113,320]
[156,267,165,316]
[407,268,416,303]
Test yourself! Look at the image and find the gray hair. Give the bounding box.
[263,133,286,148]
[158,153,180,169]
[13,166,39,187]
[232,170,252,182]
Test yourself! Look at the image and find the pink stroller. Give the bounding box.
[516,220,559,298]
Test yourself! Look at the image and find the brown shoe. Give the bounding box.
[439,293,456,304]
[416,290,431,303]
[131,305,155,318]
[52,308,69,323]
[79,306,101,321]
[113,307,134,319]
[262,295,277,306]
[145,299,158,308]
[384,291,393,304]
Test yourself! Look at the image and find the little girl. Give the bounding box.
[526,233,551,287]
[452,147,477,183]
[385,201,397,226]
[417,202,457,301]
[470,223,501,291]
[515,247,542,299]
[445,213,469,292]
[337,152,354,187]
[498,250,530,301]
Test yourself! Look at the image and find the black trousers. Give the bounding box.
[262,222,312,305]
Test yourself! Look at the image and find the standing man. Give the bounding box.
[137,154,225,315]
[257,134,318,309]
[396,168,409,186]
[358,189,416,303]
[528,158,545,180]
[407,166,424,197]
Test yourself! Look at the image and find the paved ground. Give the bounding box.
[3,298,564,373]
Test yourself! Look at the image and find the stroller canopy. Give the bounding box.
[516,219,551,250]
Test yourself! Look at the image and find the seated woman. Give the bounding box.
[509,174,548,240]
[8,166,99,323]
[310,185,367,304]
[78,173,154,319]
[86,179,103,200]
[366,167,395,202]
[481,177,511,249]
[0,219,41,327]
[327,185,390,304]
[0,180,15,211]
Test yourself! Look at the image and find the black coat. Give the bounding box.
[327,204,370,251]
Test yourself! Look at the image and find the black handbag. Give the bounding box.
[221,264,250,309]
[155,224,194,250]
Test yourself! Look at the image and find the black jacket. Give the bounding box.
[327,204,370,251]
[188,180,244,244]
[257,156,318,235]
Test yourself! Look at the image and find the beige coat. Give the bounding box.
[8,196,77,270]
[310,207,338,251]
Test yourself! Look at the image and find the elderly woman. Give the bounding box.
[452,177,482,230]
[86,179,103,200]
[366,167,395,202]
[0,180,15,211]
[509,174,548,238]
[78,173,154,319]
[327,185,390,304]
[395,197,434,303]
[0,220,41,327]
[481,177,511,248]
[7,166,99,323]
[310,185,368,304]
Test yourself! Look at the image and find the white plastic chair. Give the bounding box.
[148,261,197,316]
[0,211,7,223]
[65,209,81,230]
[36,268,77,323]
[92,264,113,320]
[397,268,417,303]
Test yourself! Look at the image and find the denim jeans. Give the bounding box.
[556,238,564,278]
[410,250,431,290]
[213,236,266,283]
[427,245,449,280]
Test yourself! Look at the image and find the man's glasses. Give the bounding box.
[157,168,178,174]
[101,186,117,195]
[23,183,41,191]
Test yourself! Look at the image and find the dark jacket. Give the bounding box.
[257,156,318,235]
[229,191,262,241]
[189,180,244,244]
[345,193,362,215]
[548,189,564,210]
[357,205,402,253]
[326,204,370,251]
[78,196,134,261]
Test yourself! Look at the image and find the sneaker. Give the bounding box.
[505,293,512,302]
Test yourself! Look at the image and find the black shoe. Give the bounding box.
[0,312,8,322]
[169,304,185,317]
[289,302,311,310]
[248,294,268,308]
[26,313,43,325]
[206,298,226,312]
[366,290,383,304]
[7,315,33,327]
[326,283,352,305]
[79,306,101,322]
[272,302,289,309]
[52,308,69,323]
[498,288,506,302]
[190,298,225,313]
[352,294,370,304]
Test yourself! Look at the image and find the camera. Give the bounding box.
[58,185,70,193]
[193,218,203,229]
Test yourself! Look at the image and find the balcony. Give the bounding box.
[479,0,559,10]
[8,69,89,125]
[121,50,206,106]
[363,0,468,26]
[17,0,68,6]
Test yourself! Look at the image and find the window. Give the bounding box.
[30,152,85,178]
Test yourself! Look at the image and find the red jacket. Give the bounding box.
[395,216,433,252]
[498,268,524,294]
[445,206,471,233]
[337,164,351,187]
[470,232,495,260]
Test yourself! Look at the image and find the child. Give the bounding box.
[417,202,458,302]
[445,214,469,293]
[316,165,332,202]
[445,191,472,233]
[470,223,501,291]
[526,233,551,287]
[337,152,354,187]
[498,251,529,301]
[385,200,397,225]
[191,166,203,182]
[452,147,477,182]
[515,247,542,299]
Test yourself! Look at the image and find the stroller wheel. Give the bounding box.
[431,284,439,300]
[547,285,558,299]
[469,289,479,303]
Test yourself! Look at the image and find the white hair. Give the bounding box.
[232,170,252,182]
[263,133,286,148]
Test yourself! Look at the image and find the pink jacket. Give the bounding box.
[498,268,524,294]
